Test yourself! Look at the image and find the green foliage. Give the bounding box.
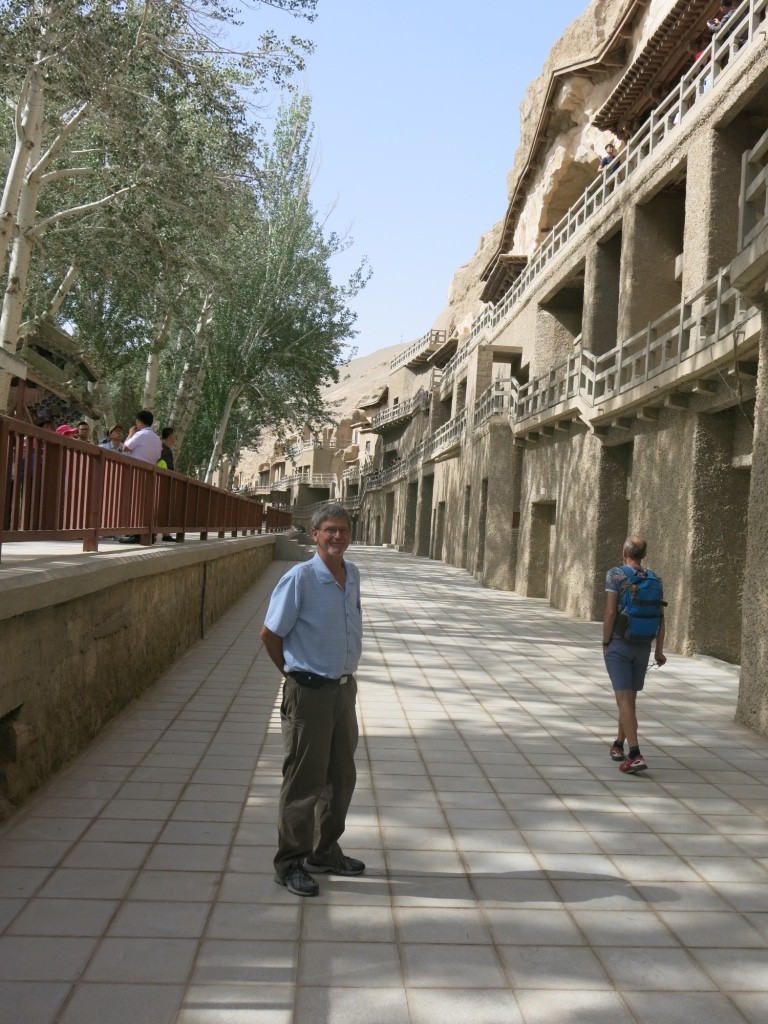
[1,1,368,482]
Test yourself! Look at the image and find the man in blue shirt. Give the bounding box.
[261,503,364,897]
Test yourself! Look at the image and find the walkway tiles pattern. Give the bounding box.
[0,547,767,1023]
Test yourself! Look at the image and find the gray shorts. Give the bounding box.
[604,637,652,691]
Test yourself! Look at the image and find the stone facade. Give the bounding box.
[262,0,768,734]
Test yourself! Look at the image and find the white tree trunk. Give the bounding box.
[0,66,45,274]
[142,308,173,410]
[205,383,242,484]
[0,68,46,412]
[46,262,79,319]
[170,294,212,450]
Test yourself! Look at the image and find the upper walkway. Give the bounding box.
[1,548,766,1024]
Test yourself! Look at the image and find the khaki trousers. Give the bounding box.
[274,676,358,877]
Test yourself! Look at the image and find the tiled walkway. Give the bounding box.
[1,548,767,1024]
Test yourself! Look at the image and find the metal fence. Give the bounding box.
[0,416,291,558]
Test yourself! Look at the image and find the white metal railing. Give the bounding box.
[513,265,754,428]
[287,439,336,461]
[370,388,429,429]
[474,377,520,426]
[389,330,447,370]
[471,0,767,345]
[425,409,468,459]
[440,343,470,393]
[343,464,360,480]
[739,124,768,249]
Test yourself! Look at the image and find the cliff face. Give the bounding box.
[431,0,689,336]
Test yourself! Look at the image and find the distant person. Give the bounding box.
[33,408,54,430]
[603,535,667,774]
[99,425,125,452]
[597,142,619,175]
[120,411,162,544]
[123,410,162,465]
[76,421,91,443]
[160,427,176,471]
[707,0,735,33]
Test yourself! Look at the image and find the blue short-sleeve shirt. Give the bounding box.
[264,553,363,677]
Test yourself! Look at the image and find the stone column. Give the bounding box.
[682,125,747,296]
[618,193,685,340]
[736,302,768,735]
[688,410,750,663]
[582,232,622,356]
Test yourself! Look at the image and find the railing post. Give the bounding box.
[83,448,105,552]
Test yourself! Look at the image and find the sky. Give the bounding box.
[236,0,589,357]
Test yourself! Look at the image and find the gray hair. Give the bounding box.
[311,503,351,531]
[623,535,647,559]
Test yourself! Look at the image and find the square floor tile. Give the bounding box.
[192,939,296,985]
[597,946,716,990]
[107,900,211,938]
[178,983,294,1024]
[0,936,97,980]
[8,898,118,936]
[401,943,507,989]
[623,991,754,1024]
[394,907,490,944]
[406,989,523,1024]
[486,908,584,945]
[59,983,183,1024]
[84,937,197,982]
[295,986,409,1024]
[299,940,402,987]
[0,981,70,1024]
[499,944,611,989]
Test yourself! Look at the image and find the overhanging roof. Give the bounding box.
[594,0,718,133]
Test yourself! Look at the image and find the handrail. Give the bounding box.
[739,123,768,249]
[512,264,754,426]
[0,416,291,558]
[471,0,766,344]
[389,330,447,371]
[440,343,470,392]
[474,377,520,426]
[370,388,429,429]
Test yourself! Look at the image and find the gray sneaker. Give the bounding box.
[274,865,319,896]
[305,854,365,876]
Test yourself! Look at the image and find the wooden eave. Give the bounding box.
[427,333,459,368]
[593,0,720,134]
[480,0,648,305]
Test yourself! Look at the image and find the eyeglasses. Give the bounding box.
[317,527,350,536]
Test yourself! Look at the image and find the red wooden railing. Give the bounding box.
[0,415,292,559]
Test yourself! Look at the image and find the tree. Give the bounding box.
[199,94,369,483]
[0,0,318,410]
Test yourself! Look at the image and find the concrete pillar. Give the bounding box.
[737,304,768,735]
[682,124,749,295]
[403,481,418,553]
[483,427,522,590]
[415,474,434,557]
[533,304,577,378]
[688,410,750,663]
[618,192,685,339]
[590,442,632,619]
[583,231,622,356]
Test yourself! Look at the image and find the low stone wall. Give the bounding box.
[0,536,277,817]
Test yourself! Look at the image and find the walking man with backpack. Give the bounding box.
[603,536,667,773]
